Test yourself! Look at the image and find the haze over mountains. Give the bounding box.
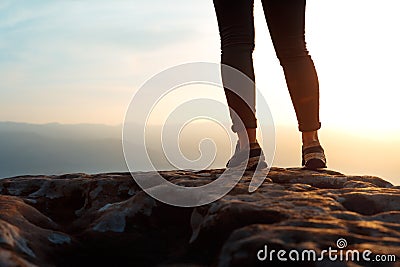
[0,121,399,185]
[0,122,126,178]
[0,121,232,178]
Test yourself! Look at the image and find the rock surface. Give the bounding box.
[0,168,399,267]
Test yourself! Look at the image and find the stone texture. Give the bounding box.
[0,168,399,266]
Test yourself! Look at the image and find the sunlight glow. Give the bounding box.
[253,0,400,136]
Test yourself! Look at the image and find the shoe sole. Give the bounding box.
[304,158,327,170]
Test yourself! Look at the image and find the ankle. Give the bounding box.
[238,128,257,150]
[302,131,320,148]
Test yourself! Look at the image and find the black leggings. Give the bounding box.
[213,0,321,132]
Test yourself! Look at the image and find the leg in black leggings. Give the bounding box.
[262,0,320,132]
[213,0,321,133]
[213,0,257,134]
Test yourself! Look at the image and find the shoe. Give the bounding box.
[302,143,327,170]
[226,141,268,171]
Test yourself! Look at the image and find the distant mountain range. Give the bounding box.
[0,122,128,178]
[1,121,399,186]
[0,121,231,178]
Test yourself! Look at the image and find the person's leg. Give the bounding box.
[261,0,326,168]
[213,0,257,150]
[262,0,320,136]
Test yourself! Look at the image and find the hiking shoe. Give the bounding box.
[302,143,327,170]
[226,141,268,171]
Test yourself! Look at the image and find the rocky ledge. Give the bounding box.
[0,168,399,267]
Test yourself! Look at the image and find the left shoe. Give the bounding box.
[302,143,327,170]
[226,141,268,171]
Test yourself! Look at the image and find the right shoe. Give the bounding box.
[302,143,327,170]
[226,141,268,171]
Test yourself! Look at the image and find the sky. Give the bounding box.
[0,1,399,182]
[1,0,399,131]
[0,0,218,124]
